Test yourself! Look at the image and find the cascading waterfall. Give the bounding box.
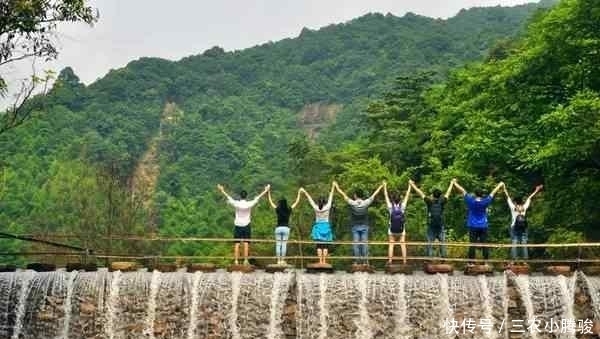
[0,270,597,339]
[582,273,600,319]
[9,271,34,339]
[266,272,293,339]
[479,275,496,339]
[104,270,120,339]
[501,273,509,339]
[58,270,77,339]
[317,274,328,339]
[354,272,372,339]
[143,270,161,339]
[229,271,242,339]
[186,271,202,339]
[513,274,539,339]
[557,274,577,339]
[393,274,408,339]
[438,274,453,339]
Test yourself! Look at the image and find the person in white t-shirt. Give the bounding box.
[217,184,270,265]
[504,184,543,263]
[383,180,412,265]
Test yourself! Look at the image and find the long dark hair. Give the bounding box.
[317,197,326,210]
[276,198,291,216]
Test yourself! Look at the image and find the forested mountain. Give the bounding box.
[4,0,591,265]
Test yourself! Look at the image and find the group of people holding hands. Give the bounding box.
[217,178,543,266]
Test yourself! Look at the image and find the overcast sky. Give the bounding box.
[1,0,536,107]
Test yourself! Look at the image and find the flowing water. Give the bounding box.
[0,270,596,339]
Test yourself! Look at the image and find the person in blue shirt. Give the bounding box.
[453,180,504,263]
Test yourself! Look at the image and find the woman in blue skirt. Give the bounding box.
[300,182,335,265]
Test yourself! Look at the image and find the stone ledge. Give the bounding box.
[26,263,56,272]
[505,264,529,275]
[386,264,413,274]
[155,263,178,272]
[109,261,138,272]
[227,264,255,273]
[0,264,17,272]
[66,263,98,272]
[266,264,291,273]
[187,263,216,273]
[464,264,494,276]
[348,264,375,273]
[424,263,454,274]
[546,265,572,276]
[306,263,334,274]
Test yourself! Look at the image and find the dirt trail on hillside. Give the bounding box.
[130,102,179,230]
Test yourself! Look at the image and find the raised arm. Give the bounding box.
[527,184,543,201]
[402,182,412,207]
[300,188,318,210]
[383,181,391,207]
[503,184,511,199]
[524,184,543,209]
[490,182,504,197]
[333,181,351,201]
[326,182,335,206]
[250,184,270,206]
[217,184,234,201]
[444,179,456,199]
[291,188,302,209]
[258,185,270,199]
[267,188,276,209]
[368,184,384,201]
[409,180,426,199]
[503,184,514,208]
[453,179,467,196]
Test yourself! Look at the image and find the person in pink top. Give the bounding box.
[217,184,270,265]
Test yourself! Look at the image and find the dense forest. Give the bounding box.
[3,0,599,267]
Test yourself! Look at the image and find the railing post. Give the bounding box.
[577,245,582,270]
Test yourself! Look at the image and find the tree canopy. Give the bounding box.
[5,1,595,266]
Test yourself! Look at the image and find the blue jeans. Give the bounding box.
[427,226,446,258]
[275,226,290,258]
[352,225,369,262]
[511,228,528,260]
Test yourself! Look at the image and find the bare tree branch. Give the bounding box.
[0,61,52,135]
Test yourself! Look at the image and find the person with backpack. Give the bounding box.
[383,180,412,265]
[504,184,543,263]
[453,180,504,264]
[334,182,384,264]
[217,184,270,265]
[267,187,303,265]
[410,179,455,258]
[300,182,336,266]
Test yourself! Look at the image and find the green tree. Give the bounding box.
[0,0,98,133]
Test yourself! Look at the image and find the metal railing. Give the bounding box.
[1,232,598,268]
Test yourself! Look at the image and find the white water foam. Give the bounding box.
[11,271,34,339]
[186,271,202,339]
[58,271,78,339]
[229,272,242,339]
[105,271,121,339]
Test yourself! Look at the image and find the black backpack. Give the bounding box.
[428,198,444,230]
[390,204,405,233]
[514,213,528,232]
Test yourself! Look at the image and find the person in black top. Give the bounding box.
[410,179,455,258]
[267,187,302,265]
